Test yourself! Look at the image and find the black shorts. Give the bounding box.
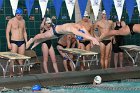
[112,43,123,53]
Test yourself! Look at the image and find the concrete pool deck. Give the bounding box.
[0,66,140,89]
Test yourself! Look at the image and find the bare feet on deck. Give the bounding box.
[10,75,14,78]
[26,38,34,49]
[17,73,23,77]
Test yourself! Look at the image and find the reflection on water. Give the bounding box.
[0,80,140,93]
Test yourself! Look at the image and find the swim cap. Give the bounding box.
[102,10,106,14]
[84,11,89,17]
[94,76,102,84]
[32,84,41,91]
[16,8,23,15]
[76,30,85,41]
[45,17,52,24]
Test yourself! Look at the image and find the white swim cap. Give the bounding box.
[84,11,89,17]
[102,10,106,14]
[94,75,102,84]
[45,17,52,23]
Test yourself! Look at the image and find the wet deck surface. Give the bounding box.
[0,66,140,89]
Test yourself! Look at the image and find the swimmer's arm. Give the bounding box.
[40,26,44,34]
[92,24,98,37]
[113,22,116,28]
[40,29,43,34]
[112,36,116,44]
[110,20,114,30]
[121,21,126,27]
[90,25,95,45]
[6,20,12,45]
[111,22,116,43]
[81,26,91,36]
[108,21,115,40]
[23,21,27,43]
[110,21,115,40]
[66,35,71,48]
[40,18,46,31]
[71,41,77,48]
[93,24,100,41]
[90,24,94,36]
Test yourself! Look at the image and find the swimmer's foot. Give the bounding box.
[31,39,46,49]
[31,41,40,50]
[10,73,14,78]
[26,38,34,49]
[10,75,14,78]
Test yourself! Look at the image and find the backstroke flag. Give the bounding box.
[0,0,3,9]
[39,0,48,18]
[65,0,76,19]
[25,0,35,17]
[10,0,19,16]
[102,0,113,19]
[136,0,140,16]
[90,0,101,20]
[113,0,125,21]
[53,0,63,19]
[78,0,88,18]
[126,0,135,22]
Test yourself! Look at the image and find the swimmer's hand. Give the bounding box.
[8,43,12,50]
[95,37,101,42]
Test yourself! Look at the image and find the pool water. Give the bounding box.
[0,80,140,93]
[49,80,140,93]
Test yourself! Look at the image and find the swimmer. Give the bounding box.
[94,10,114,69]
[112,20,126,68]
[77,11,93,70]
[6,8,27,77]
[26,22,99,49]
[57,34,76,72]
[100,23,140,39]
[93,75,102,85]
[40,17,59,73]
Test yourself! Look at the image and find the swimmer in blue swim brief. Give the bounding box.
[6,8,28,77]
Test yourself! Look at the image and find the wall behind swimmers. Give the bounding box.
[0,0,75,56]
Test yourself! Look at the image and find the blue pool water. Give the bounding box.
[0,80,140,93]
[49,81,140,93]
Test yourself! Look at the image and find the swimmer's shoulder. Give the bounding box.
[108,20,113,24]
[7,18,15,25]
[22,19,26,24]
[9,17,15,22]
